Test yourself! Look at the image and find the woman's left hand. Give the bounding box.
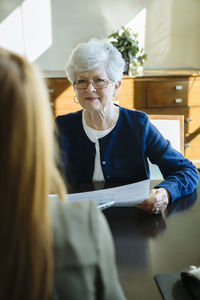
[136,188,170,214]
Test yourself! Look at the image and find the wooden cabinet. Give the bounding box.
[45,73,81,115]
[44,70,200,167]
[118,71,200,168]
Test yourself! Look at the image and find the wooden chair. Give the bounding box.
[148,114,184,179]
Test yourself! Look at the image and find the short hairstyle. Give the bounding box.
[65,38,125,83]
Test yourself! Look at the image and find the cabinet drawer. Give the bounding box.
[185,133,200,160]
[118,78,146,108]
[142,107,200,134]
[187,77,200,106]
[183,108,200,133]
[47,78,73,99]
[47,78,81,116]
[134,81,146,107]
[118,78,134,108]
[147,81,188,107]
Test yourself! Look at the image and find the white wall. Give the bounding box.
[0,0,200,71]
[144,0,200,69]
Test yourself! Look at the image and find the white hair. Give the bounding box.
[65,39,125,83]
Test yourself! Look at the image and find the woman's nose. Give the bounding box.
[86,82,96,92]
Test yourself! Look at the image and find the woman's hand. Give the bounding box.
[136,188,170,214]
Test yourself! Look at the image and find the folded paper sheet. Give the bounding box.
[49,179,150,207]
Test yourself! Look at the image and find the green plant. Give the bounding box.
[109,26,147,69]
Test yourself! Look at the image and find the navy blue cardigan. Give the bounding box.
[56,106,199,202]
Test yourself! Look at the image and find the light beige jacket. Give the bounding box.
[50,198,126,300]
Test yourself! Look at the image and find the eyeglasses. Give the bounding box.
[74,78,112,90]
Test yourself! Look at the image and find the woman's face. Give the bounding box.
[74,65,120,111]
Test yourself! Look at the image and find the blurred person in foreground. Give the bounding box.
[56,39,199,215]
[0,47,125,300]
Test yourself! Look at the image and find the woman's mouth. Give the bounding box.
[85,97,99,101]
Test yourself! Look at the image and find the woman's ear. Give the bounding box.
[114,81,121,95]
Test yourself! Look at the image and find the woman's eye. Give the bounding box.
[95,78,105,83]
[77,80,87,84]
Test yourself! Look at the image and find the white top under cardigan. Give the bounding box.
[82,109,114,182]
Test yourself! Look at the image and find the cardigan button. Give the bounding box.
[102,161,106,165]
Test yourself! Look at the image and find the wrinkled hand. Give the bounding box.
[136,188,170,214]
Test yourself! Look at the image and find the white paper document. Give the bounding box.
[49,179,150,207]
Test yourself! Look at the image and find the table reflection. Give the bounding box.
[67,181,198,276]
[165,188,197,216]
[103,187,197,269]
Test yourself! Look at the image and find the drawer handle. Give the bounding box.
[185,118,192,123]
[174,98,182,104]
[175,85,183,90]
[48,88,55,93]
[184,143,190,148]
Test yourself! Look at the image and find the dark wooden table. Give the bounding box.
[68,180,200,299]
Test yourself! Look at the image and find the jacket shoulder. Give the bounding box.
[55,109,82,126]
[50,198,102,268]
[120,107,149,127]
[121,106,147,118]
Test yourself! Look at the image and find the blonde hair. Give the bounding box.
[0,48,66,300]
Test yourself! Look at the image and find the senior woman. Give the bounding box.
[56,39,199,215]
